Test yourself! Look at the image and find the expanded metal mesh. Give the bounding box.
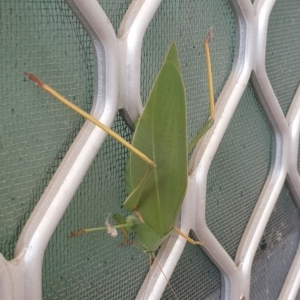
[42,114,150,299]
[249,1,300,296]
[140,0,235,144]
[40,0,236,298]
[1,0,300,299]
[0,0,93,261]
[206,85,272,260]
[251,185,300,299]
[162,244,221,299]
[266,0,300,116]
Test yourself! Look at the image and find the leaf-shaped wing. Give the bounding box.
[124,43,187,237]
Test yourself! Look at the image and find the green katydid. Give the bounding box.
[25,32,214,257]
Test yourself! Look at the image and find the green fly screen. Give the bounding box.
[0,0,300,299]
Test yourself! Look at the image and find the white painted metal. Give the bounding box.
[1,0,299,299]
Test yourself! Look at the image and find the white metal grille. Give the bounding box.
[0,0,300,299]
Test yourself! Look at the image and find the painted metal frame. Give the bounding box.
[0,0,299,299]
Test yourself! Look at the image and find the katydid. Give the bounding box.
[25,32,214,256]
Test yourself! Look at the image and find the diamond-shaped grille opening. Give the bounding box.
[0,0,93,261]
[162,243,221,299]
[206,85,272,259]
[1,0,299,299]
[39,1,235,298]
[266,0,300,116]
[250,185,300,299]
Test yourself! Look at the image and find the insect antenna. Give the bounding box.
[24,72,155,169]
[141,251,179,300]
[140,253,153,300]
[151,252,179,300]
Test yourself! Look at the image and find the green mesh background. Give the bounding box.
[141,1,235,143]
[251,0,300,297]
[266,0,300,116]
[162,244,221,299]
[0,0,93,261]
[1,0,299,299]
[206,85,272,259]
[251,185,300,299]
[40,0,236,299]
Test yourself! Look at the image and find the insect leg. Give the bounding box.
[112,214,130,246]
[188,30,215,151]
[151,253,179,300]
[203,29,215,122]
[174,227,203,245]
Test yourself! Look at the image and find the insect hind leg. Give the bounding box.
[174,227,203,245]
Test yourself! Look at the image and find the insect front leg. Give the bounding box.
[188,30,215,151]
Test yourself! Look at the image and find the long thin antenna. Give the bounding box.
[24,72,155,168]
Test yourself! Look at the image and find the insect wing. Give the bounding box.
[124,43,188,237]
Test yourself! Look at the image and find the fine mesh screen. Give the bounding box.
[40,0,236,299]
[162,243,221,299]
[206,85,272,259]
[1,0,300,299]
[43,114,149,299]
[141,0,235,143]
[141,1,235,298]
[266,0,300,116]
[0,0,93,261]
[254,0,300,297]
[251,185,300,299]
